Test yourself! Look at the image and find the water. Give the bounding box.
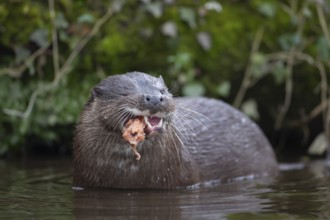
[0,158,329,220]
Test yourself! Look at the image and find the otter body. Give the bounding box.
[73,72,278,189]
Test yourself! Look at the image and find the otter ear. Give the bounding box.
[158,75,164,83]
[91,86,105,98]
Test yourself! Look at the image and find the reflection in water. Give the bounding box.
[73,180,272,219]
[0,158,73,219]
[0,158,329,219]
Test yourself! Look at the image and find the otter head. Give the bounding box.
[89,71,175,138]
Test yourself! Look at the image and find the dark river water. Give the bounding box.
[0,157,329,220]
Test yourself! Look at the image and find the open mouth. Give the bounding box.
[121,115,164,160]
[143,115,163,134]
[122,114,164,137]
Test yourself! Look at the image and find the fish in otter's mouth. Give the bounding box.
[122,113,166,160]
[122,109,168,135]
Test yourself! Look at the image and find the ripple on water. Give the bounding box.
[0,158,330,219]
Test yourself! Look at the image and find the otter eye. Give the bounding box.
[159,89,166,94]
[117,90,133,97]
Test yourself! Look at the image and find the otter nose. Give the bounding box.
[144,94,163,106]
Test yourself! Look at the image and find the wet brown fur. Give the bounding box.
[73,72,278,189]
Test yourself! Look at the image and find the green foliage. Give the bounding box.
[0,0,329,156]
[217,81,231,97]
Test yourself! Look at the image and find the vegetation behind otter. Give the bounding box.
[0,0,329,160]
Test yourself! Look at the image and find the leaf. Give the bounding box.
[161,21,177,38]
[14,46,30,64]
[303,7,312,18]
[30,29,49,47]
[168,52,192,71]
[308,133,328,155]
[59,30,69,42]
[97,34,126,57]
[272,61,288,84]
[241,99,259,120]
[77,13,94,24]
[204,1,222,13]
[140,28,153,38]
[182,82,205,97]
[251,52,266,65]
[278,34,301,50]
[292,33,301,45]
[251,52,267,78]
[48,114,57,126]
[112,0,126,12]
[179,7,196,28]
[258,3,276,18]
[146,2,163,18]
[28,62,35,76]
[176,53,191,67]
[217,81,231,97]
[278,34,290,50]
[317,36,330,61]
[196,32,212,51]
[55,12,69,29]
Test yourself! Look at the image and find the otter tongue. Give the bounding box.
[148,116,161,127]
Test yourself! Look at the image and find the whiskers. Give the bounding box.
[97,98,139,131]
[171,106,211,151]
[83,96,207,166]
[177,106,211,125]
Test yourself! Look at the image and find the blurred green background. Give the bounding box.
[0,0,329,161]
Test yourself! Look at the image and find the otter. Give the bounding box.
[73,72,278,189]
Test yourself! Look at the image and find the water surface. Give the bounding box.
[0,158,329,219]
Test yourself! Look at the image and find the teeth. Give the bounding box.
[143,116,163,128]
[143,116,149,126]
[156,118,163,128]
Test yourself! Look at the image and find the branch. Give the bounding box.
[49,0,60,76]
[0,45,49,78]
[316,2,330,48]
[233,27,264,108]
[287,97,329,127]
[316,1,330,150]
[274,0,309,129]
[3,87,46,118]
[53,5,114,86]
[275,50,294,129]
[3,3,115,119]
